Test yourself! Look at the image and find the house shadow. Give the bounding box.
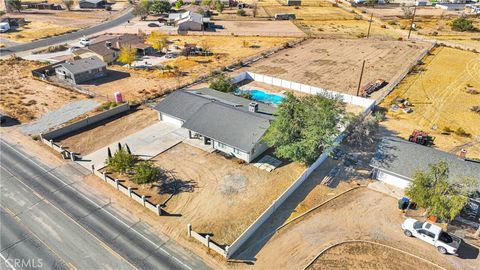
[83,70,131,86]
[0,116,20,127]
[457,241,479,260]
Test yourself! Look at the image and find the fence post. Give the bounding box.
[156,204,162,216]
[102,172,107,181]
[70,152,75,161]
[128,187,132,197]
[39,133,43,142]
[142,195,146,206]
[49,139,53,148]
[225,245,230,258]
[91,164,95,174]
[206,235,211,248]
[187,224,192,237]
[115,179,119,190]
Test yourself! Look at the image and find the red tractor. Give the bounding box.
[409,130,435,146]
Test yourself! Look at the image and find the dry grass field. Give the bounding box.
[0,58,86,123]
[308,242,440,270]
[82,36,295,101]
[380,47,480,158]
[2,21,78,43]
[151,143,305,245]
[235,38,430,97]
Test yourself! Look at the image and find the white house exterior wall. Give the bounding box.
[213,140,251,162]
[159,112,183,127]
[374,169,411,189]
[178,21,203,31]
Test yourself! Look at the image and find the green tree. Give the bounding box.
[237,9,246,16]
[345,114,378,150]
[147,31,168,52]
[118,46,137,66]
[175,0,184,9]
[451,17,476,32]
[133,161,163,185]
[133,4,149,20]
[406,161,478,221]
[263,93,345,164]
[106,148,137,174]
[209,74,236,93]
[6,0,22,12]
[214,0,224,13]
[151,0,171,15]
[201,0,212,7]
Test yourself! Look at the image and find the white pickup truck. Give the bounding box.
[401,218,461,255]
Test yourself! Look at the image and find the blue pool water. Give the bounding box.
[236,89,284,105]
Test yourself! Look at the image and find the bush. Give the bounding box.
[237,8,246,16]
[133,161,161,184]
[451,17,476,32]
[107,148,137,174]
[105,5,112,11]
[209,74,236,93]
[100,101,119,110]
[455,127,471,137]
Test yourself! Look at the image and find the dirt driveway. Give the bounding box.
[233,187,480,270]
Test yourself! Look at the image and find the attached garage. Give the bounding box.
[158,112,183,127]
[372,169,411,189]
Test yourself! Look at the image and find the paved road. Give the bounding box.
[0,139,210,270]
[0,10,133,55]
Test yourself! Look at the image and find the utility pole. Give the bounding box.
[408,6,417,40]
[367,13,373,38]
[356,60,366,97]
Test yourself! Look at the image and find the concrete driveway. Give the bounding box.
[77,121,182,170]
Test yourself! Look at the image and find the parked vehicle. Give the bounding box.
[401,218,461,255]
[165,53,177,59]
[148,23,160,27]
[79,37,91,47]
[275,13,296,20]
[68,46,81,52]
[0,22,10,33]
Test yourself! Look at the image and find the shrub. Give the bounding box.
[133,161,161,184]
[237,9,246,16]
[209,74,236,93]
[455,127,471,137]
[451,17,476,32]
[107,148,137,174]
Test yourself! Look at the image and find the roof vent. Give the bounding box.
[249,102,258,113]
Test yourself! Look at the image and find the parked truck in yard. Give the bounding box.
[401,218,461,255]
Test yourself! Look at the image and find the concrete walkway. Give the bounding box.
[77,121,182,170]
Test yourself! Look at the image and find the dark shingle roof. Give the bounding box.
[182,103,271,152]
[58,56,106,75]
[154,89,275,151]
[370,137,480,189]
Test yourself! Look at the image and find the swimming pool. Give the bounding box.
[236,89,284,105]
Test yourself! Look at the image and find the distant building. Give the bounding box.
[74,34,152,64]
[21,1,62,10]
[79,0,107,9]
[369,137,480,190]
[168,11,206,31]
[154,89,276,163]
[287,0,301,6]
[55,57,107,84]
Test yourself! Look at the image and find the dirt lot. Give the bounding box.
[148,143,305,245]
[0,1,129,43]
[82,36,295,101]
[57,107,158,155]
[380,46,480,158]
[235,38,430,97]
[308,241,441,270]
[0,58,86,123]
[234,187,480,270]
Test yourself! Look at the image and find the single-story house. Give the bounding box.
[370,137,480,191]
[74,34,152,64]
[22,1,62,10]
[79,0,107,8]
[55,57,107,84]
[154,88,276,163]
[435,3,466,10]
[168,11,206,31]
[287,0,301,6]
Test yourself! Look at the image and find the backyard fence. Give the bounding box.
[42,103,130,140]
[187,224,229,257]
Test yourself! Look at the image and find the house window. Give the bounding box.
[218,142,226,149]
[233,148,240,154]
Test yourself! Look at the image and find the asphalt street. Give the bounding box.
[0,10,133,55]
[0,139,210,270]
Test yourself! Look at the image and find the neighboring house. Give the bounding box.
[287,0,301,6]
[55,57,107,84]
[168,11,206,31]
[79,0,107,8]
[415,0,428,6]
[21,1,62,10]
[74,34,152,64]
[435,2,466,10]
[466,3,480,13]
[370,137,480,190]
[1,18,26,28]
[154,88,276,163]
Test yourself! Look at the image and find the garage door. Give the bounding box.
[161,113,183,127]
[375,170,411,189]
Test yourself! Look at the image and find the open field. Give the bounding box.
[57,107,158,155]
[235,38,430,97]
[151,143,305,245]
[0,58,86,123]
[234,187,479,270]
[82,36,295,101]
[308,242,440,270]
[380,46,480,158]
